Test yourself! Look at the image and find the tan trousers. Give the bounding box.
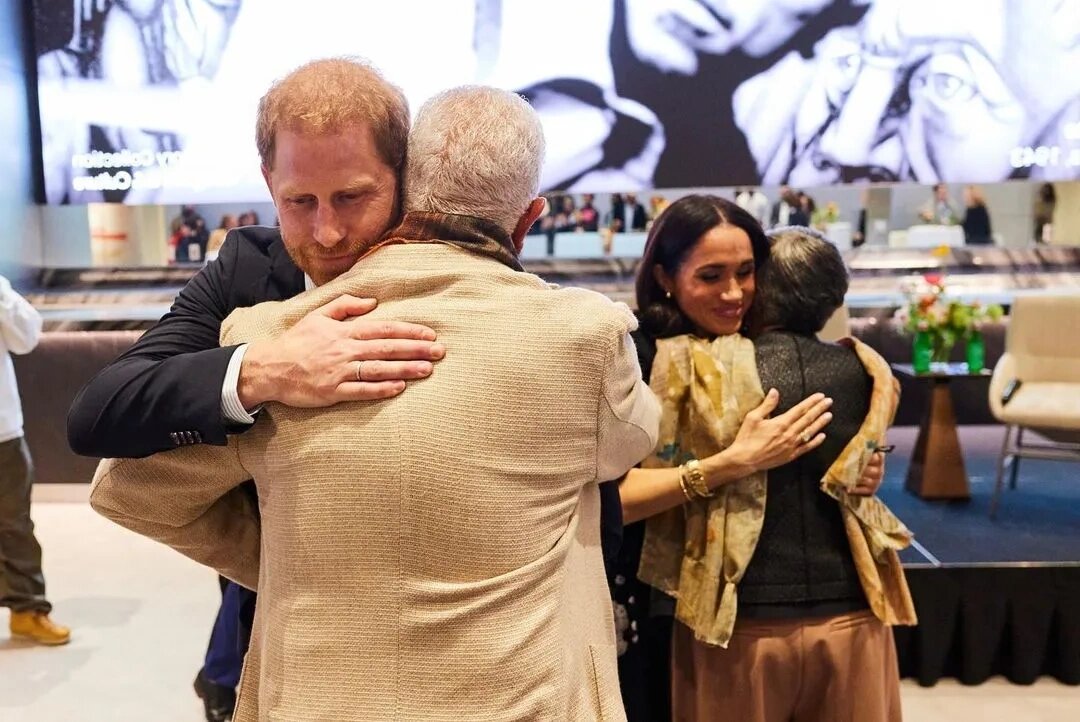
[671,610,902,722]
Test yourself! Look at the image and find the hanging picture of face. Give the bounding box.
[30,0,1080,204]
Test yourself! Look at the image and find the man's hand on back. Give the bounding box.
[237,295,444,409]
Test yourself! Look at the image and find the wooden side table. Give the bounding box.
[892,363,990,500]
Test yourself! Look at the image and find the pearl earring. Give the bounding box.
[665,290,672,300]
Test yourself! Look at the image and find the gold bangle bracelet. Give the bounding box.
[677,466,697,501]
[684,459,715,499]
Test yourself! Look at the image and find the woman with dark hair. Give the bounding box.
[237,210,261,227]
[961,185,993,246]
[669,227,914,720]
[783,188,810,227]
[797,190,816,220]
[611,196,880,720]
[611,201,909,721]
[1033,182,1056,243]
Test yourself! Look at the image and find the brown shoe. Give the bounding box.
[9,611,71,646]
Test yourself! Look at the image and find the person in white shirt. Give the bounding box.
[736,187,770,227]
[0,277,70,645]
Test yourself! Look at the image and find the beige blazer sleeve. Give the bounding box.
[596,330,661,481]
[89,441,260,590]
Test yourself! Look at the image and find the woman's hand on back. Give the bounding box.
[850,451,885,496]
[718,389,834,476]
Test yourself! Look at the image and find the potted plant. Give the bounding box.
[895,265,1003,373]
[812,201,841,231]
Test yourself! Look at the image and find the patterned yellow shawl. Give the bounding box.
[637,334,917,648]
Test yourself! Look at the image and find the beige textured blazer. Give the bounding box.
[91,243,659,721]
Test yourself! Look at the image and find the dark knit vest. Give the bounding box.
[737,331,869,616]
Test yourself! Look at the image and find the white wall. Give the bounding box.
[1050,182,1080,246]
[38,204,171,267]
[132,205,169,264]
[188,202,278,229]
[38,206,92,267]
[0,0,42,287]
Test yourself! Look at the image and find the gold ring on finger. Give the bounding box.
[801,431,812,444]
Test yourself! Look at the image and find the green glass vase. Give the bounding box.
[913,331,932,373]
[966,331,986,373]
[930,333,954,364]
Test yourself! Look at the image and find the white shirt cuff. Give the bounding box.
[221,344,259,425]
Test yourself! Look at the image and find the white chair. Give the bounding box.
[988,294,1080,517]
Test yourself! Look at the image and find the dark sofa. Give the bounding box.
[12,320,1006,483]
[13,331,142,484]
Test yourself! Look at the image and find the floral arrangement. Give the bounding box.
[812,201,841,230]
[894,260,1003,363]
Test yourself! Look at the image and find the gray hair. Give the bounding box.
[754,226,848,335]
[404,86,545,233]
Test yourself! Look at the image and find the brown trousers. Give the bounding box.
[671,611,901,722]
[0,437,50,613]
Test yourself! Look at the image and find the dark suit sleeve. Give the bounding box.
[599,480,624,577]
[67,235,245,459]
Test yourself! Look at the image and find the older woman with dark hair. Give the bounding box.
[611,199,898,721]
[752,225,849,333]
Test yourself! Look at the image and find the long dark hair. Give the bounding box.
[636,194,770,339]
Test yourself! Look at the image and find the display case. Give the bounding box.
[26,244,1080,329]
[844,245,1080,310]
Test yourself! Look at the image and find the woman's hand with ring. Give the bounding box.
[723,389,834,475]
